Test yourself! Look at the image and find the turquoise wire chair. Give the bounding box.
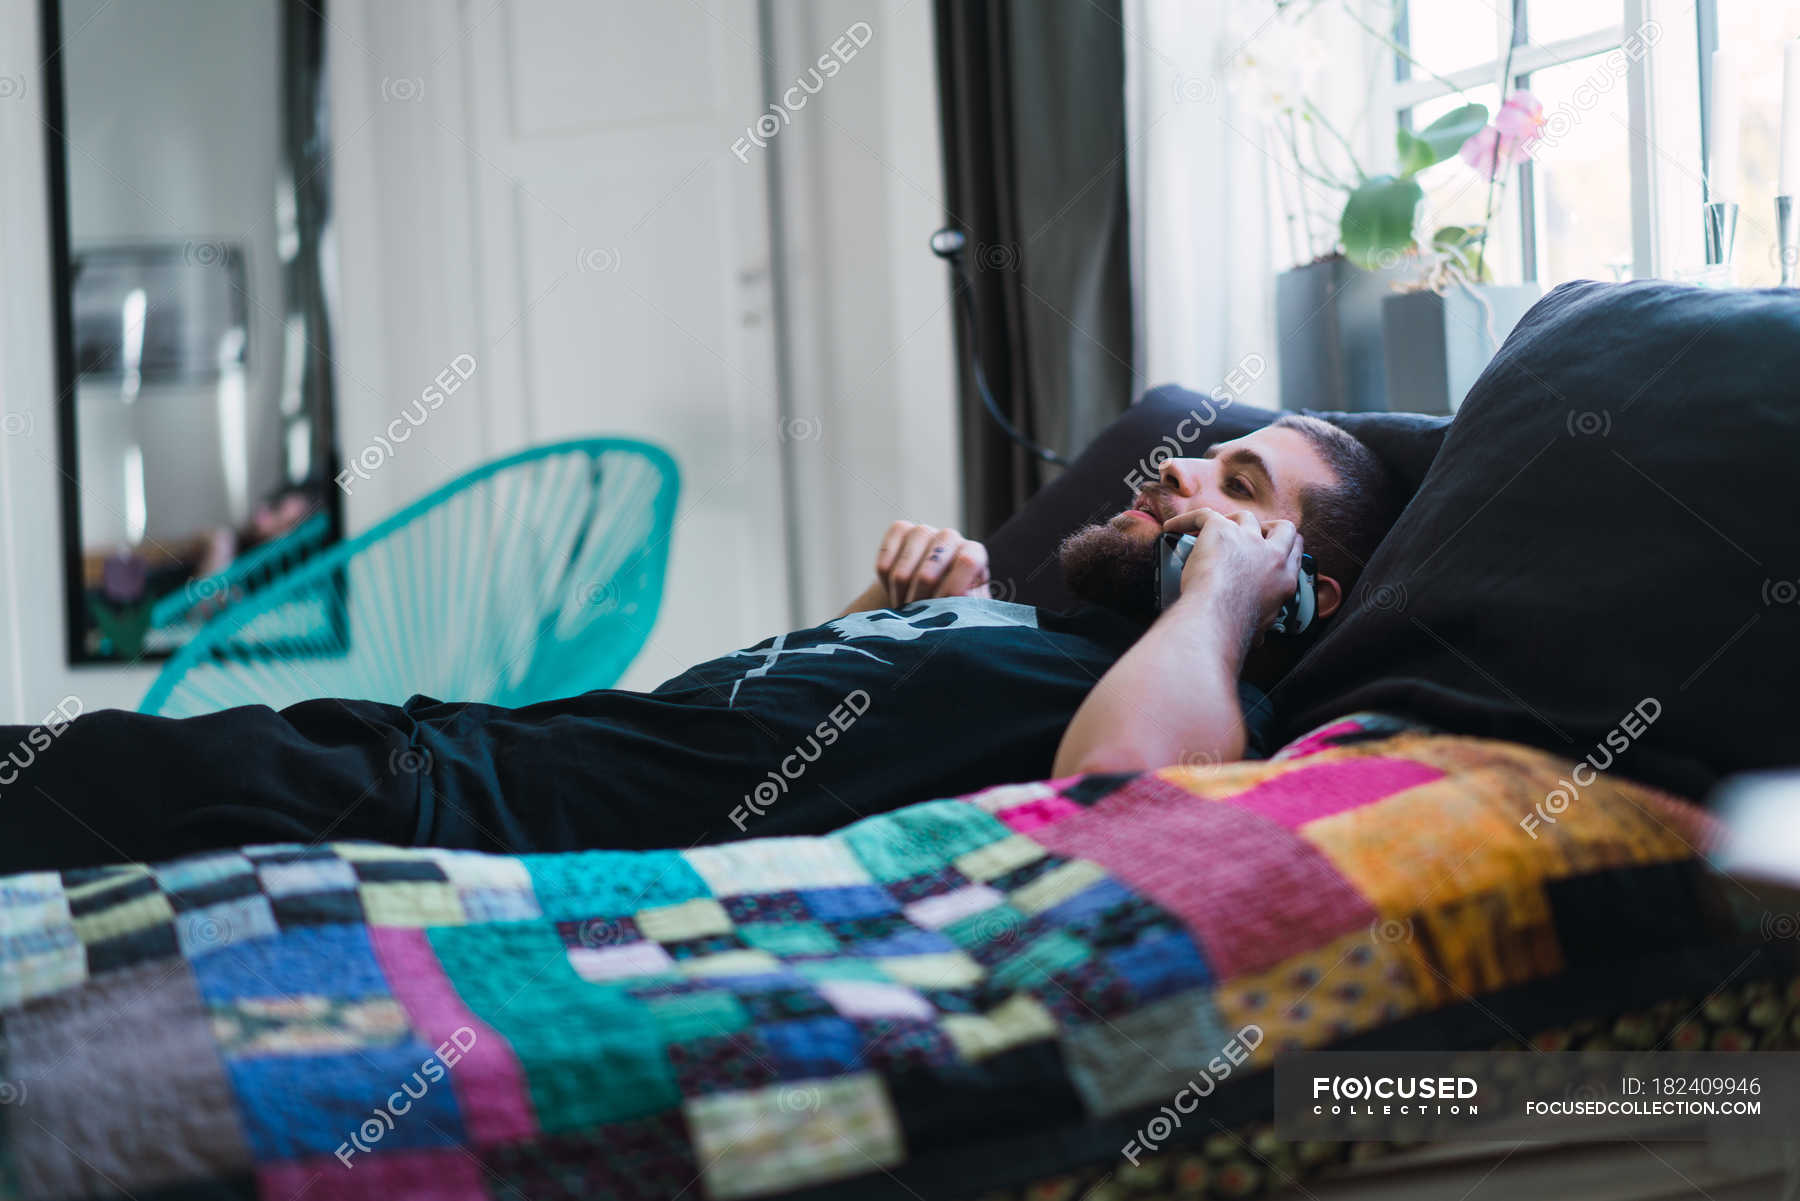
[146,509,334,633]
[139,438,679,718]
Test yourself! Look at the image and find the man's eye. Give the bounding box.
[1226,476,1253,498]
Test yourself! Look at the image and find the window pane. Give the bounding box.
[1402,0,1504,79]
[1716,1,1800,286]
[1526,0,1622,48]
[1526,54,1634,285]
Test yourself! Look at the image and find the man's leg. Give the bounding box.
[1,697,424,875]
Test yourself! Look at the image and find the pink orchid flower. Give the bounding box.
[1459,90,1545,179]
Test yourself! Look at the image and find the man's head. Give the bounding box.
[1058,415,1399,623]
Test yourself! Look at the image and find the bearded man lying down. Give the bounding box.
[4,416,1397,873]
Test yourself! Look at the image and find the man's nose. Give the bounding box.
[1158,457,1205,497]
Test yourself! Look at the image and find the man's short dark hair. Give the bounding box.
[1269,414,1400,592]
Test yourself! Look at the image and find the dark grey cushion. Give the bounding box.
[1274,280,1800,801]
[983,386,1450,612]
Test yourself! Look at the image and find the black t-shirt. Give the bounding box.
[410,598,1273,852]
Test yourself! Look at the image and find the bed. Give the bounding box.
[2,715,1794,1200]
[7,280,1800,1200]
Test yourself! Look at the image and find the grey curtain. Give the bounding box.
[933,0,1135,537]
[280,0,340,493]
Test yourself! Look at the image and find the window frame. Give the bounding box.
[1376,0,1708,284]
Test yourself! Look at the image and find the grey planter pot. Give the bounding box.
[1274,256,1412,412]
[1380,284,1542,415]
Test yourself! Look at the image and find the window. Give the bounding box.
[1382,0,1703,286]
[1705,1,1800,287]
[1529,55,1635,283]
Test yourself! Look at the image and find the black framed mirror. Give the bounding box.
[41,0,342,663]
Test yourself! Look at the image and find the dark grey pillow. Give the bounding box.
[983,386,1449,612]
[1274,280,1800,800]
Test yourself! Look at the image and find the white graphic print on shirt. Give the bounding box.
[721,598,1040,705]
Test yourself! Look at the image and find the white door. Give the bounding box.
[336,0,792,691]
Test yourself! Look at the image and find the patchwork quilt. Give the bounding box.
[0,717,1780,1201]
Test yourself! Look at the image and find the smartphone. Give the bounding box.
[1154,532,1316,635]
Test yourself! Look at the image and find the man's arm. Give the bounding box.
[1052,589,1253,774]
[837,522,990,618]
[1053,512,1298,776]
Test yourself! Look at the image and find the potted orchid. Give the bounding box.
[1380,91,1548,414]
[1242,1,1544,412]
[1268,93,1489,412]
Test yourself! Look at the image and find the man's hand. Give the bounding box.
[1053,510,1290,777]
[1160,509,1301,649]
[872,521,991,607]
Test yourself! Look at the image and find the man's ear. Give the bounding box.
[1313,573,1344,621]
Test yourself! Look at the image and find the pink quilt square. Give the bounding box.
[1224,758,1443,830]
[996,794,1084,833]
[370,927,538,1146]
[1027,775,1376,979]
[1272,717,1366,760]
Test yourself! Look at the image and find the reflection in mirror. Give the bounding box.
[46,0,341,662]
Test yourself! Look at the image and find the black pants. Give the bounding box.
[2,700,424,875]
[0,691,887,875]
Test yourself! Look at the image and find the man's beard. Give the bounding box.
[1058,520,1159,623]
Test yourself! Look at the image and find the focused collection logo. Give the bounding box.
[1311,1074,1480,1116]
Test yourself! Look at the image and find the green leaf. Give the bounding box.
[1396,129,1435,177]
[1431,225,1471,250]
[1340,175,1423,268]
[1410,103,1488,169]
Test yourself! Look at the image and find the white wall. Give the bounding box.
[0,0,959,720]
[764,0,961,625]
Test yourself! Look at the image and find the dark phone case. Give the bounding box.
[1155,533,1316,634]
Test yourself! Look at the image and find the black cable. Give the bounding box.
[932,229,1071,468]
